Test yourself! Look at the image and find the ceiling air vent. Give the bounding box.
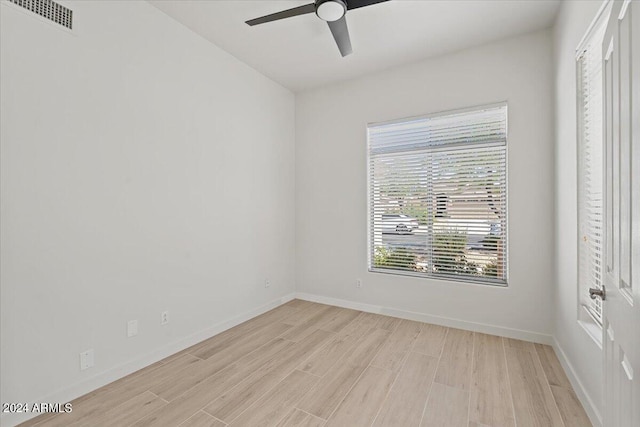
[8,0,73,29]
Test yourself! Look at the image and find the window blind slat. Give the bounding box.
[368,105,508,284]
[577,21,606,323]
[370,108,506,156]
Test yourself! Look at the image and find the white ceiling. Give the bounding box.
[149,0,560,92]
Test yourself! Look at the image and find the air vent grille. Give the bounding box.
[8,0,72,29]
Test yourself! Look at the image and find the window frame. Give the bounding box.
[575,1,611,333]
[366,102,509,287]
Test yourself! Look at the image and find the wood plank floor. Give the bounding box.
[20,300,591,427]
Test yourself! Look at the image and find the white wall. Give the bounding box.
[1,1,606,425]
[295,30,555,339]
[553,1,605,424]
[0,1,295,424]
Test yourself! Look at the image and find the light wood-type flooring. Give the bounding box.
[20,300,592,427]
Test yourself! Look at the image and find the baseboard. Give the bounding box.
[552,337,603,427]
[295,292,554,345]
[1,293,295,427]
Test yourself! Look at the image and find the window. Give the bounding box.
[367,104,508,285]
[577,14,607,324]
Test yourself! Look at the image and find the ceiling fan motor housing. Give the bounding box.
[246,0,389,56]
[315,0,347,22]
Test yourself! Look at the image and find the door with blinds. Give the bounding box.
[368,104,507,285]
[600,1,639,426]
[577,13,607,324]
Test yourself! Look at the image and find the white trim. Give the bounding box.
[368,267,508,287]
[578,320,604,350]
[575,0,612,57]
[605,37,614,61]
[367,100,508,128]
[621,355,633,381]
[295,292,553,345]
[618,0,631,20]
[0,293,296,427]
[553,337,603,427]
[578,305,604,349]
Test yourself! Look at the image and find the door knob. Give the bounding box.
[589,286,606,300]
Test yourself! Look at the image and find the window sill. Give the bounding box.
[368,267,508,287]
[578,305,603,349]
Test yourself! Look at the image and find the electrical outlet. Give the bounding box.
[356,279,362,289]
[80,349,94,371]
[265,279,271,288]
[127,320,138,337]
[161,311,169,325]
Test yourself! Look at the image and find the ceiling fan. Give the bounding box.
[245,0,390,57]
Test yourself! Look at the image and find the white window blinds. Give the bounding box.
[577,20,606,323]
[368,104,508,285]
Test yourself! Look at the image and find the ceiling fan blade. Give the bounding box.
[246,3,316,26]
[327,16,353,57]
[346,0,389,11]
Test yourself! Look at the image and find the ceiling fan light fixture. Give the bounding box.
[316,0,346,22]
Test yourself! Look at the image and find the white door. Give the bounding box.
[601,1,639,426]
